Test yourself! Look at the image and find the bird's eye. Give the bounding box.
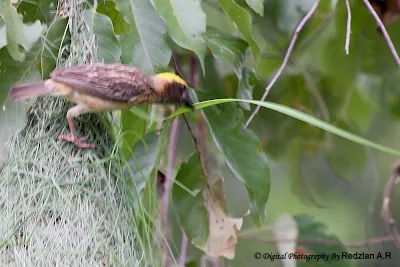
[181,84,186,91]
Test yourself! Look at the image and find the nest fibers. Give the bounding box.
[0,0,145,266]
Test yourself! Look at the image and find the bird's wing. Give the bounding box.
[50,64,153,103]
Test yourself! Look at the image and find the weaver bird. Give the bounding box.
[10,64,194,148]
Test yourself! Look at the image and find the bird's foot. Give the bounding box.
[58,134,95,149]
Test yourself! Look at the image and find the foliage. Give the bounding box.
[2,0,400,266]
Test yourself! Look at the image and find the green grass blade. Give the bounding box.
[169,98,400,157]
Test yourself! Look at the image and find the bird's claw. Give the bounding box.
[58,135,95,148]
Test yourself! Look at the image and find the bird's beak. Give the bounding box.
[184,94,194,109]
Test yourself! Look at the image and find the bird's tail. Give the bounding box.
[9,81,53,101]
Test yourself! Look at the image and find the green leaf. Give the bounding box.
[307,2,358,85]
[201,2,237,34]
[152,0,206,74]
[17,0,58,24]
[216,0,260,63]
[203,28,258,110]
[0,43,42,106]
[346,0,400,75]
[245,0,263,16]
[140,119,170,214]
[84,10,121,63]
[325,128,367,181]
[292,0,333,51]
[295,215,350,267]
[123,132,159,207]
[203,27,248,73]
[41,18,71,79]
[288,139,324,207]
[345,90,374,132]
[201,103,270,225]
[122,131,159,255]
[169,98,400,157]
[97,0,131,34]
[250,73,324,158]
[120,108,147,160]
[275,0,315,34]
[304,0,400,85]
[135,124,170,251]
[119,33,139,66]
[0,1,43,61]
[237,67,258,110]
[372,70,400,119]
[198,60,270,225]
[252,1,284,50]
[114,0,171,75]
[172,152,208,246]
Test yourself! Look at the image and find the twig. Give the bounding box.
[178,230,188,267]
[172,53,203,267]
[161,117,181,267]
[362,0,400,67]
[171,54,186,83]
[182,114,200,151]
[176,118,192,267]
[243,0,321,130]
[171,52,201,157]
[296,11,335,53]
[198,114,208,173]
[171,53,196,89]
[171,53,201,155]
[364,149,382,251]
[171,53,207,174]
[240,235,397,248]
[189,54,199,91]
[345,0,351,55]
[291,59,330,122]
[188,55,209,175]
[381,161,400,249]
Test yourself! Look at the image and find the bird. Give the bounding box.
[9,63,194,149]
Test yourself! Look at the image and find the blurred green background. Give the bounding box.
[2,0,400,266]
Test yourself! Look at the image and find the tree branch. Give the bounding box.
[345,0,351,55]
[161,116,181,267]
[362,0,400,67]
[178,230,188,267]
[243,0,321,130]
[170,53,205,267]
[240,235,397,248]
[381,161,400,249]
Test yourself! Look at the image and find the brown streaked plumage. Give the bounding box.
[9,63,194,149]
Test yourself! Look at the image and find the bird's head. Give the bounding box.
[152,73,194,109]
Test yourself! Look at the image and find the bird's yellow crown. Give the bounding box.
[154,72,188,86]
